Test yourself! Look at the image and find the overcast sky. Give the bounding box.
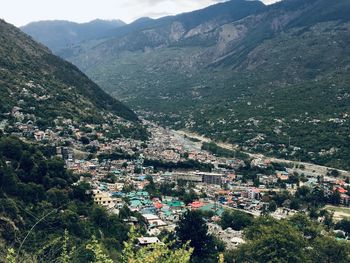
[0,0,280,27]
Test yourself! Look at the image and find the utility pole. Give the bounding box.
[288,136,291,148]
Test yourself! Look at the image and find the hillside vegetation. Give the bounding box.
[0,19,146,139]
[0,135,130,261]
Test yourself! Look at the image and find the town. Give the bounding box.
[2,108,350,249]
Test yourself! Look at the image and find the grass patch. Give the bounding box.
[325,205,350,220]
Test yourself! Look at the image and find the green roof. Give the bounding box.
[143,199,153,205]
[199,203,215,211]
[164,210,172,216]
[199,203,224,216]
[130,200,142,207]
[164,200,185,207]
[136,191,149,197]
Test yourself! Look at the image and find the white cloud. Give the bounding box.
[0,0,281,27]
[262,0,281,5]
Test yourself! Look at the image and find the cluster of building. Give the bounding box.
[2,108,350,247]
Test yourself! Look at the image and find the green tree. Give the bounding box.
[176,211,216,260]
[71,182,91,202]
[134,167,142,174]
[329,169,340,177]
[60,229,75,263]
[183,189,198,205]
[86,236,113,263]
[268,200,277,212]
[235,217,308,262]
[329,191,341,205]
[6,248,16,263]
[289,213,321,239]
[220,210,254,230]
[335,219,350,235]
[290,198,301,210]
[311,235,350,263]
[80,136,90,145]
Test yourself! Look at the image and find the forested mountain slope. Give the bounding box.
[0,19,140,130]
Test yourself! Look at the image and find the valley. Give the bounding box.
[1,0,350,262]
[30,0,349,171]
[2,97,350,261]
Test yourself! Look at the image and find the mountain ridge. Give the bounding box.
[21,19,125,52]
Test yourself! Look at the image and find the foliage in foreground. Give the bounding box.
[229,214,350,263]
[122,227,193,263]
[0,136,129,262]
[7,227,193,263]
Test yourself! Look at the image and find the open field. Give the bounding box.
[325,205,350,221]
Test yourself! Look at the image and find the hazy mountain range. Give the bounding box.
[21,19,125,52]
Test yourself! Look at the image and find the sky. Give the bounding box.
[0,0,281,27]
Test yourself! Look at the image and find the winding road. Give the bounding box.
[173,129,350,178]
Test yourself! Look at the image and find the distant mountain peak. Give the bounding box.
[132,17,154,24]
[21,19,126,52]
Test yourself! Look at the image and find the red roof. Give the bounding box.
[190,201,204,208]
[336,187,347,194]
[154,202,163,209]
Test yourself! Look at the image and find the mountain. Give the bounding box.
[21,19,125,53]
[0,19,140,133]
[32,0,350,169]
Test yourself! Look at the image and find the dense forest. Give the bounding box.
[0,134,130,262]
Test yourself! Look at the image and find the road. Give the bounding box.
[173,129,350,178]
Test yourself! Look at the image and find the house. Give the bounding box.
[164,200,185,211]
[137,237,160,246]
[92,190,114,208]
[190,201,204,209]
[335,187,348,194]
[142,213,167,232]
[230,237,245,247]
[276,171,289,181]
[34,131,45,141]
[129,199,143,210]
[259,175,277,185]
[247,188,261,200]
[142,214,160,224]
[199,172,223,185]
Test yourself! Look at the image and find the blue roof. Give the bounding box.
[111,192,125,197]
